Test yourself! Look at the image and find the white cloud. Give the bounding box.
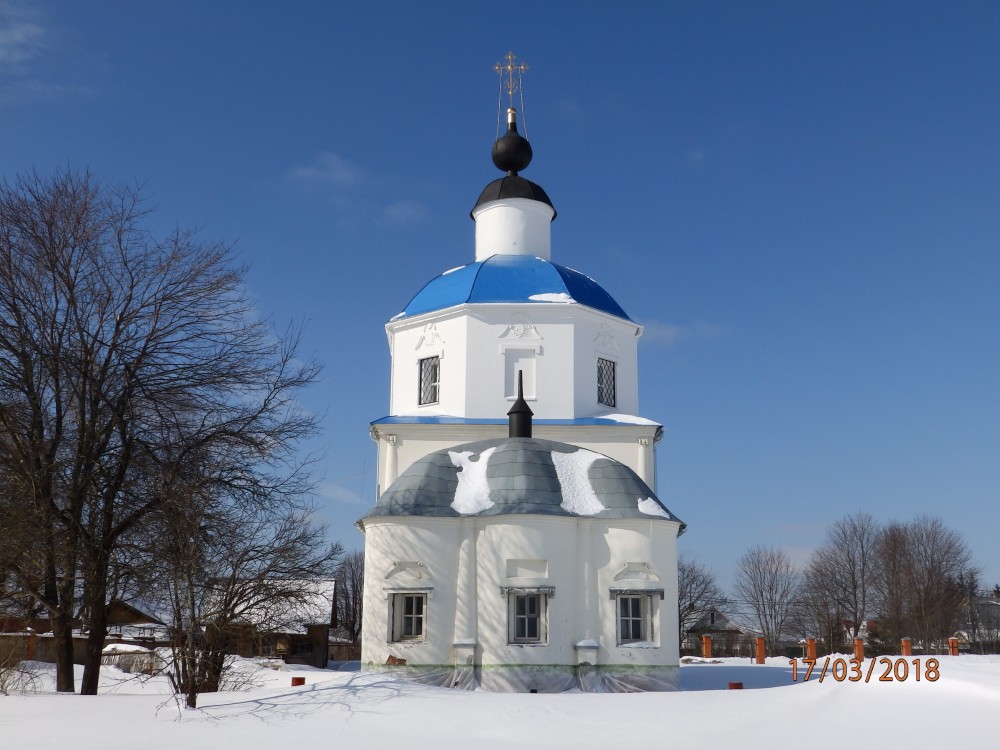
[382,199,429,226]
[288,153,434,231]
[0,3,44,66]
[287,152,361,187]
[0,3,88,105]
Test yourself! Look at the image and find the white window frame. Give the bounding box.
[418,355,440,406]
[509,593,546,644]
[611,589,662,646]
[597,357,616,407]
[391,592,427,642]
[501,586,553,645]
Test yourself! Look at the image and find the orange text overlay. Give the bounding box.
[789,657,940,683]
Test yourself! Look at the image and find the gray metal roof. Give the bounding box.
[360,437,684,528]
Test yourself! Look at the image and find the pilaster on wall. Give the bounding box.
[382,434,398,495]
[637,436,657,491]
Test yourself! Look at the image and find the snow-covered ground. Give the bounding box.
[3,654,999,749]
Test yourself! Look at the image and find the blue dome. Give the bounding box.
[397,254,632,321]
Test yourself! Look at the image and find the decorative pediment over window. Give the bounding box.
[415,323,445,350]
[612,562,659,582]
[498,313,542,341]
[499,585,555,598]
[385,561,431,580]
[609,587,665,600]
[594,324,618,352]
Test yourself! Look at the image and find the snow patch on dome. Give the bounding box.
[449,448,496,514]
[552,449,606,516]
[603,413,662,426]
[529,292,574,303]
[637,497,670,518]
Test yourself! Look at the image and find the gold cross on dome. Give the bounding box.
[495,51,528,107]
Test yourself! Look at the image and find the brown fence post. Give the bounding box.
[806,638,816,661]
[853,638,865,661]
[755,637,766,664]
[701,635,713,659]
[948,637,959,656]
[900,638,911,656]
[26,631,37,661]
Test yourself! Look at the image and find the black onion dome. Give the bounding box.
[492,121,533,174]
[472,107,557,219]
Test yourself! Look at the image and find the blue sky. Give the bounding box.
[2,1,998,590]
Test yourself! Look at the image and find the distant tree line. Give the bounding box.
[0,170,343,704]
[681,513,990,656]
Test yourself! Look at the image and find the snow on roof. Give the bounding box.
[102,643,153,654]
[637,497,671,518]
[219,579,336,633]
[449,447,497,513]
[551,448,605,515]
[361,437,684,528]
[600,413,661,426]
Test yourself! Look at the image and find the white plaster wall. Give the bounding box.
[462,307,577,419]
[387,304,641,422]
[371,422,661,498]
[572,314,641,417]
[387,313,469,417]
[472,199,554,261]
[361,518,462,667]
[361,514,682,672]
[593,520,681,667]
[475,517,579,668]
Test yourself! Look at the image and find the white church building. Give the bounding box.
[358,96,686,692]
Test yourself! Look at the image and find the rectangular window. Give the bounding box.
[418,356,440,405]
[597,358,616,407]
[617,594,652,645]
[508,593,547,644]
[392,593,426,642]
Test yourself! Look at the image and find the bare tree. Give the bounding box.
[822,513,878,638]
[794,513,879,649]
[733,545,799,654]
[0,170,319,693]
[872,516,975,651]
[150,470,342,709]
[793,557,846,653]
[903,516,974,650]
[334,550,364,643]
[677,556,724,645]
[871,521,911,646]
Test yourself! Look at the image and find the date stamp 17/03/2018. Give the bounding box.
[789,657,940,683]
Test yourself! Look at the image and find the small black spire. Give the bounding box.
[492,107,533,176]
[507,371,533,438]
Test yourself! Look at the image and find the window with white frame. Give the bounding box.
[615,592,656,645]
[418,356,440,405]
[505,589,550,644]
[597,357,616,407]
[391,593,427,642]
